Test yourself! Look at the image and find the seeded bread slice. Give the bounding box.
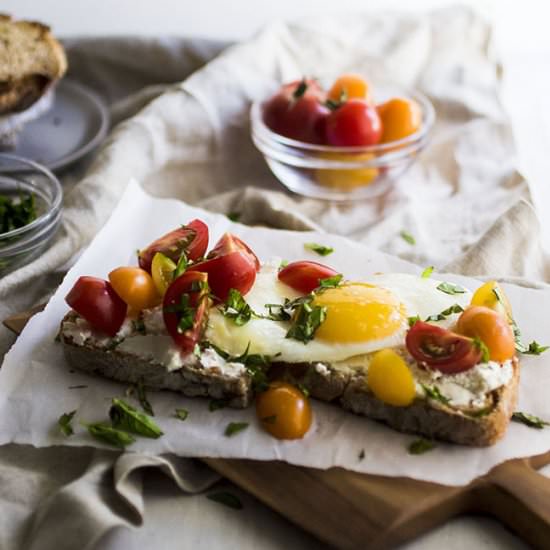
[0,14,67,113]
[58,311,520,445]
[59,312,253,408]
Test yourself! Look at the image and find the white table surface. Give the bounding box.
[2,0,550,548]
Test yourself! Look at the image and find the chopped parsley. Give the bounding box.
[137,379,154,416]
[175,408,189,421]
[286,298,327,343]
[83,422,136,449]
[408,438,436,454]
[224,422,249,437]
[512,412,550,429]
[58,410,76,436]
[473,337,490,363]
[209,399,228,412]
[400,230,416,245]
[318,274,343,289]
[421,384,450,405]
[173,251,188,279]
[408,315,420,327]
[358,449,365,461]
[421,266,434,278]
[227,212,241,222]
[304,242,334,256]
[207,491,243,510]
[436,281,466,295]
[0,193,36,233]
[424,303,464,322]
[220,289,253,326]
[522,341,549,355]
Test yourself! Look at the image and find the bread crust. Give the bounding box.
[0,14,67,113]
[58,311,520,445]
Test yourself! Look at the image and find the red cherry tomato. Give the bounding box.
[325,99,382,147]
[65,276,127,337]
[163,271,210,353]
[406,321,482,374]
[262,79,330,144]
[188,233,259,301]
[278,261,339,294]
[138,219,209,273]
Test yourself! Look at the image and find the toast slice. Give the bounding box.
[0,14,67,114]
[58,309,519,446]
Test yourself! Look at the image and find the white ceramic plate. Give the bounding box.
[9,79,109,172]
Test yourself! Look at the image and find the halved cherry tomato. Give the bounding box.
[163,271,210,353]
[406,320,482,374]
[189,233,259,301]
[151,252,177,296]
[456,306,515,362]
[66,276,127,337]
[138,219,209,273]
[108,267,160,311]
[377,97,421,143]
[328,73,371,103]
[325,99,382,147]
[256,382,312,440]
[278,261,339,294]
[262,79,330,144]
[471,281,513,321]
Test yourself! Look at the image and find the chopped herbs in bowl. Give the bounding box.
[0,154,62,277]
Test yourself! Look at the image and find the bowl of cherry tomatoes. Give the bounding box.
[251,74,435,201]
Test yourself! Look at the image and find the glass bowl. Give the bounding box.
[250,85,435,201]
[0,153,63,277]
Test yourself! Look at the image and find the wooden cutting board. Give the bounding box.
[4,309,550,549]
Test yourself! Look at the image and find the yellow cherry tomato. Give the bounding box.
[315,152,379,190]
[471,281,513,321]
[328,73,371,103]
[377,97,421,143]
[368,349,416,406]
[151,252,177,296]
[108,266,161,311]
[256,382,312,440]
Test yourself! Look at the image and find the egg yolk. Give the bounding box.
[312,283,406,343]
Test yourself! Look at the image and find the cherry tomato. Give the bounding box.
[325,99,382,147]
[151,252,177,296]
[315,152,378,190]
[262,79,330,144]
[108,266,160,311]
[471,281,513,321]
[163,271,210,353]
[328,73,371,103]
[278,261,339,294]
[256,382,312,440]
[456,306,515,362]
[406,320,482,374]
[65,276,127,337]
[377,97,421,143]
[368,349,416,406]
[189,233,259,301]
[138,219,209,273]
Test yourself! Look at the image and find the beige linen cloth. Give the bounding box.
[1,7,549,550]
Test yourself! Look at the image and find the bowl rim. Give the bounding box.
[250,85,435,155]
[0,153,63,242]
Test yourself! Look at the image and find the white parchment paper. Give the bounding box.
[0,181,549,486]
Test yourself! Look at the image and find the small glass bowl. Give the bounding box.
[250,85,435,201]
[0,154,63,277]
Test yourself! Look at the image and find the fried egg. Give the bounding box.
[205,264,472,364]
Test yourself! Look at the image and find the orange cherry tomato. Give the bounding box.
[456,306,515,362]
[256,382,312,440]
[328,73,371,103]
[377,97,421,143]
[108,267,161,311]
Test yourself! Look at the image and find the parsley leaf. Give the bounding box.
[224,422,249,437]
[221,288,253,326]
[436,282,466,295]
[83,422,136,449]
[408,438,436,454]
[523,341,549,355]
[173,251,188,279]
[109,398,163,438]
[209,399,228,411]
[304,242,334,256]
[227,212,241,222]
[0,193,36,233]
[207,491,243,510]
[137,379,154,416]
[164,293,195,334]
[58,410,76,436]
[408,315,420,327]
[400,230,416,245]
[175,408,189,421]
[421,384,450,405]
[512,411,550,429]
[286,299,327,343]
[318,274,343,289]
[421,266,434,278]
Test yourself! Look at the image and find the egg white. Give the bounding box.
[205,265,472,364]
